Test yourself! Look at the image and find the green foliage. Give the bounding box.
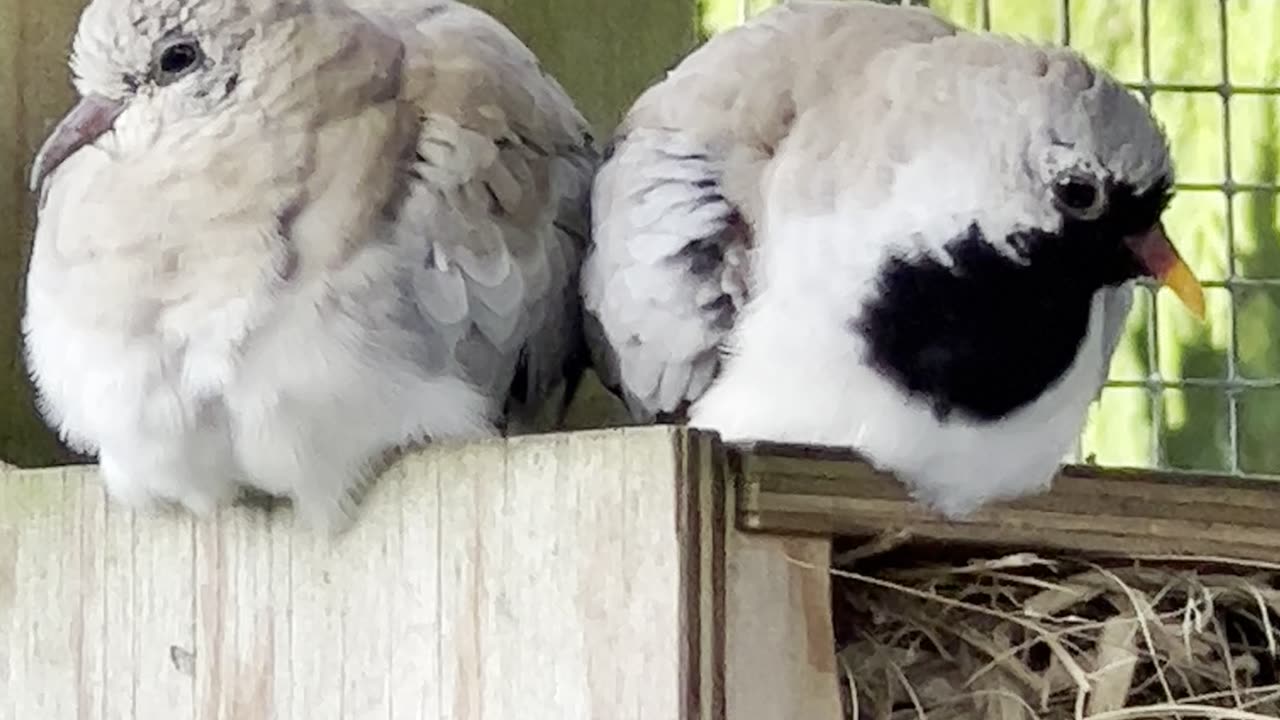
[699,0,1280,475]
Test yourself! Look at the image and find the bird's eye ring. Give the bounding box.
[152,38,203,85]
[1052,173,1107,221]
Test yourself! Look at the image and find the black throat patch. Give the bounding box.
[851,180,1170,423]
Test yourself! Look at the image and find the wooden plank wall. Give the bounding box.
[0,0,699,466]
[2,427,844,720]
[2,428,715,720]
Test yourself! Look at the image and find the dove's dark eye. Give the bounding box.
[1052,174,1107,221]
[152,39,203,85]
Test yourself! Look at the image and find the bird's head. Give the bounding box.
[861,34,1204,318]
[30,0,404,194]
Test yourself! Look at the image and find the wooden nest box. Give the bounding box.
[2,427,832,720]
[7,426,1280,719]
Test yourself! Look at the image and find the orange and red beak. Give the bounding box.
[1124,223,1206,320]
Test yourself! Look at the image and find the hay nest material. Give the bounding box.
[832,543,1280,720]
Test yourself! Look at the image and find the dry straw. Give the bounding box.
[826,538,1280,720]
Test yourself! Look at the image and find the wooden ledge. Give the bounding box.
[732,441,1280,563]
[0,427,842,720]
[7,426,1277,719]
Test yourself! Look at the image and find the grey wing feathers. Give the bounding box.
[582,128,749,420]
[579,0,959,422]
[383,2,596,417]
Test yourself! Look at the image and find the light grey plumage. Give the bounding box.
[583,0,1204,516]
[584,0,960,419]
[24,0,595,532]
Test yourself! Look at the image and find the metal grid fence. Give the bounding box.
[727,0,1280,477]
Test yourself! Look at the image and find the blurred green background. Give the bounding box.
[704,0,1280,477]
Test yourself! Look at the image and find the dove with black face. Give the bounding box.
[24,0,595,532]
[582,0,1205,517]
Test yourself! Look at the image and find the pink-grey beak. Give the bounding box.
[29,94,124,193]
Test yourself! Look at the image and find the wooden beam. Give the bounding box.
[0,427,842,720]
[724,531,841,720]
[733,441,1280,563]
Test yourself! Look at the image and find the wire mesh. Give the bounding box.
[725,0,1280,478]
